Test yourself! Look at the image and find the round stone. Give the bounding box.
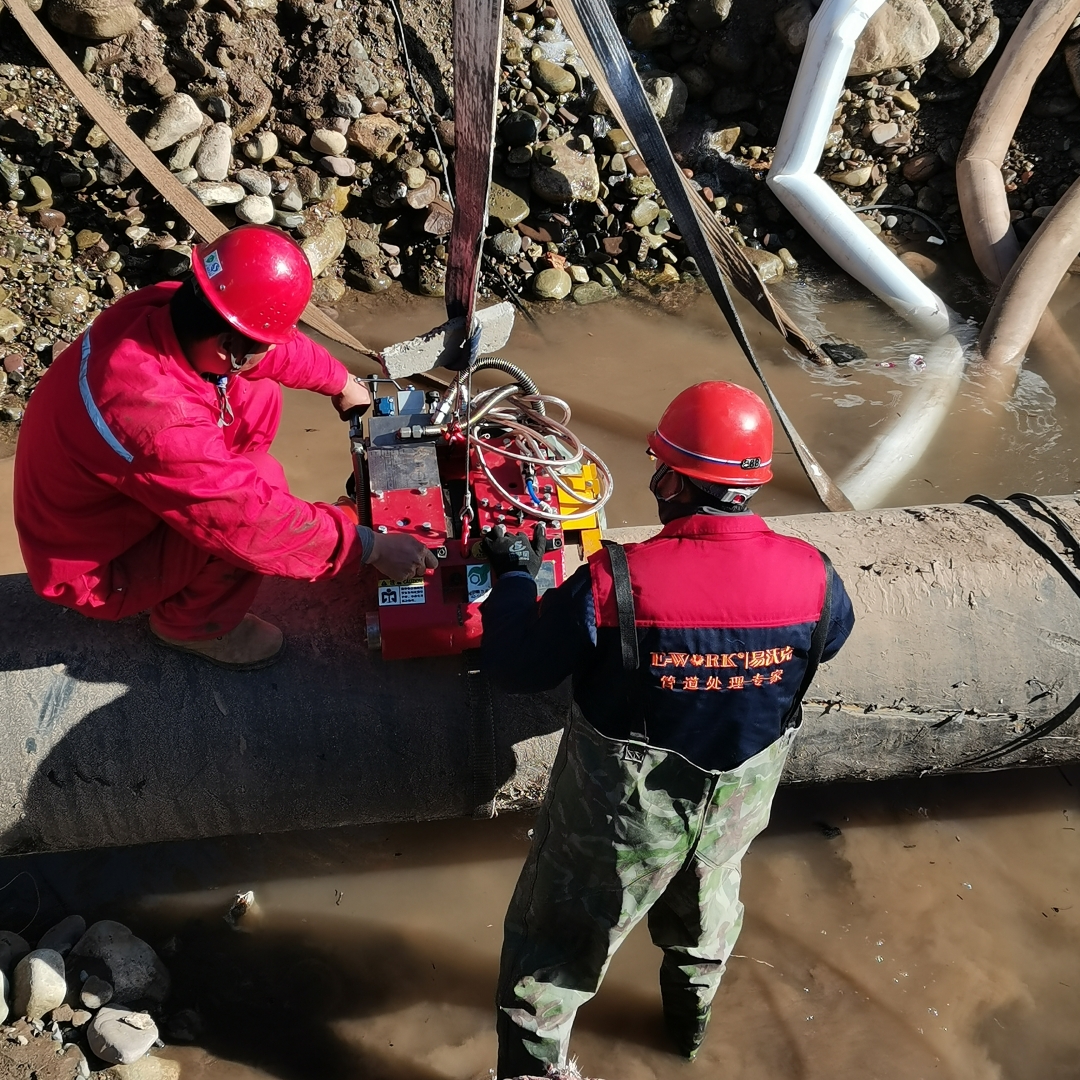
[235,194,275,223]
[310,129,348,156]
[243,131,279,164]
[532,267,572,299]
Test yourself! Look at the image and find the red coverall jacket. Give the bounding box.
[14,282,362,630]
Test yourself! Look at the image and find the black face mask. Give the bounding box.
[649,463,680,502]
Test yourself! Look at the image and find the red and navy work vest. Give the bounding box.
[581,513,851,769]
[480,510,854,772]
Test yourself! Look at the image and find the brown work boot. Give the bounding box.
[150,613,285,671]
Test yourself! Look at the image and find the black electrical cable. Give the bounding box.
[383,0,456,210]
[955,493,1080,767]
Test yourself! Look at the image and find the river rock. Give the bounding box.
[489,229,522,258]
[532,267,572,299]
[0,932,30,975]
[774,0,813,52]
[167,132,202,172]
[708,35,756,77]
[902,151,941,182]
[47,0,139,40]
[310,129,348,156]
[13,949,67,1021]
[925,0,964,54]
[687,0,732,31]
[630,198,660,227]
[320,156,357,178]
[0,309,27,344]
[406,176,439,209]
[144,94,204,152]
[899,250,939,279]
[189,181,245,206]
[531,59,576,96]
[88,1005,159,1065]
[829,164,873,187]
[235,194,275,223]
[489,181,531,227]
[743,248,785,283]
[81,974,113,1009]
[531,141,600,203]
[242,131,278,164]
[641,71,687,134]
[301,216,347,278]
[47,287,91,317]
[849,0,939,77]
[573,281,616,304]
[235,168,272,196]
[891,88,919,112]
[499,110,543,148]
[193,123,233,182]
[628,7,673,47]
[346,115,403,159]
[98,1058,181,1080]
[69,922,170,1005]
[948,15,999,78]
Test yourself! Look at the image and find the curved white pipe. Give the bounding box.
[767,0,967,509]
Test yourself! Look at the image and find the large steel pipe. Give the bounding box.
[4,497,1080,857]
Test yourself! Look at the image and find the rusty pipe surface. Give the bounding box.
[956,0,1080,287]
[4,496,1080,855]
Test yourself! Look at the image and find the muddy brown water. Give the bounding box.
[2,276,1080,1078]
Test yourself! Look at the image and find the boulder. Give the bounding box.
[88,1005,159,1066]
[47,0,139,40]
[301,216,348,278]
[69,922,170,1005]
[144,95,205,153]
[849,0,939,77]
[531,141,600,204]
[13,949,67,1021]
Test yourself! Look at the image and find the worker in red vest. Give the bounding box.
[15,225,435,670]
[482,381,855,1076]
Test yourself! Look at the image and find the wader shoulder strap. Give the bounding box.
[785,551,835,728]
[601,540,639,672]
[601,540,647,746]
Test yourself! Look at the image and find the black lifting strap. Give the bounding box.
[785,551,835,729]
[958,493,1080,767]
[602,540,639,672]
[602,539,647,745]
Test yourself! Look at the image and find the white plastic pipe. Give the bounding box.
[767,0,967,509]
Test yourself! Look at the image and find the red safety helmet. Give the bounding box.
[191,225,312,344]
[648,381,773,486]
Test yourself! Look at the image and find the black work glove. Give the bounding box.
[482,522,546,578]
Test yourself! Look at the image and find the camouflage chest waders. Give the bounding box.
[495,709,796,1078]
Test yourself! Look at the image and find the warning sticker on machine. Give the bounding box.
[466,563,492,604]
[377,579,426,606]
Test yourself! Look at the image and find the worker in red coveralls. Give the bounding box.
[14,224,435,670]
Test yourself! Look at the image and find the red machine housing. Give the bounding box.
[352,396,565,660]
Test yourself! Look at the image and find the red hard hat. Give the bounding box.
[191,225,312,344]
[648,381,773,486]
